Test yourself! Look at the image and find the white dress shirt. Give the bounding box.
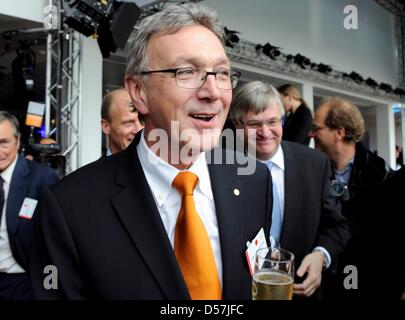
[0,156,25,273]
[262,145,285,218]
[137,132,223,286]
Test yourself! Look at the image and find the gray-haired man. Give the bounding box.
[231,81,349,298]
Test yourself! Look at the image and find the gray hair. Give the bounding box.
[0,111,20,140]
[230,81,285,121]
[125,3,225,76]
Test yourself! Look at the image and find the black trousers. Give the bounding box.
[0,273,32,300]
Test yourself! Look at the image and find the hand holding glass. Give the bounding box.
[252,247,295,300]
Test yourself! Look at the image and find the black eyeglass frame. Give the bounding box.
[139,67,241,90]
[238,118,284,129]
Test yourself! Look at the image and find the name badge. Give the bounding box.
[18,198,38,220]
[245,228,268,276]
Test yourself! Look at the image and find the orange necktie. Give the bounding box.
[172,171,222,300]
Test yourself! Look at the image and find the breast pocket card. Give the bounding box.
[245,228,269,276]
[18,197,38,220]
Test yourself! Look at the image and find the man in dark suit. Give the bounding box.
[310,97,401,300]
[0,111,58,299]
[30,3,272,299]
[231,81,350,298]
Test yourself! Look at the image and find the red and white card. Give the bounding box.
[18,197,38,220]
[245,228,269,276]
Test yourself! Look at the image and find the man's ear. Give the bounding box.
[125,76,149,116]
[101,119,110,135]
[336,127,345,141]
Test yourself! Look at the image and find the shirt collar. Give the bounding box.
[334,158,354,176]
[0,154,18,185]
[261,145,285,171]
[137,131,213,207]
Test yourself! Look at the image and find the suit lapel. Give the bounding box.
[208,152,243,300]
[280,142,303,247]
[111,140,189,299]
[7,155,29,236]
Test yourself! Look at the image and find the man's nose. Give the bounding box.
[257,123,272,136]
[197,74,221,100]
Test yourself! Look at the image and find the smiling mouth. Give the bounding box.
[189,113,216,122]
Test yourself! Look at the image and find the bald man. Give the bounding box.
[101,89,144,155]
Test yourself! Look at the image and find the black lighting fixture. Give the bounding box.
[345,71,364,84]
[379,82,393,93]
[62,0,141,58]
[255,43,282,60]
[11,41,36,93]
[285,54,294,63]
[293,53,311,69]
[316,63,332,74]
[365,77,378,89]
[394,87,405,96]
[224,27,240,48]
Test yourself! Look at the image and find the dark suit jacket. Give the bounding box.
[282,104,313,146]
[279,142,350,273]
[31,134,272,299]
[6,155,58,271]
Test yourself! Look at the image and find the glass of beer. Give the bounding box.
[252,247,295,300]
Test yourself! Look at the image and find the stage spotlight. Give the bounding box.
[63,0,140,58]
[394,87,405,96]
[379,83,393,93]
[12,42,36,93]
[294,54,311,69]
[348,71,364,84]
[365,77,378,89]
[316,63,332,74]
[224,27,240,48]
[285,54,294,63]
[262,43,281,60]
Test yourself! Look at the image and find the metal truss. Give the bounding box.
[45,1,81,175]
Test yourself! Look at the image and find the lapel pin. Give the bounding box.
[233,188,240,196]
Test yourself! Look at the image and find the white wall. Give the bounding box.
[0,0,46,23]
[204,0,398,86]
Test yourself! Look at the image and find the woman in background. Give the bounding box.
[278,84,313,145]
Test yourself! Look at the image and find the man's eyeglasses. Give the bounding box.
[140,67,241,90]
[239,118,283,129]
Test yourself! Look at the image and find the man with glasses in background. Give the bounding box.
[31,3,272,299]
[231,81,349,299]
[309,97,403,300]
